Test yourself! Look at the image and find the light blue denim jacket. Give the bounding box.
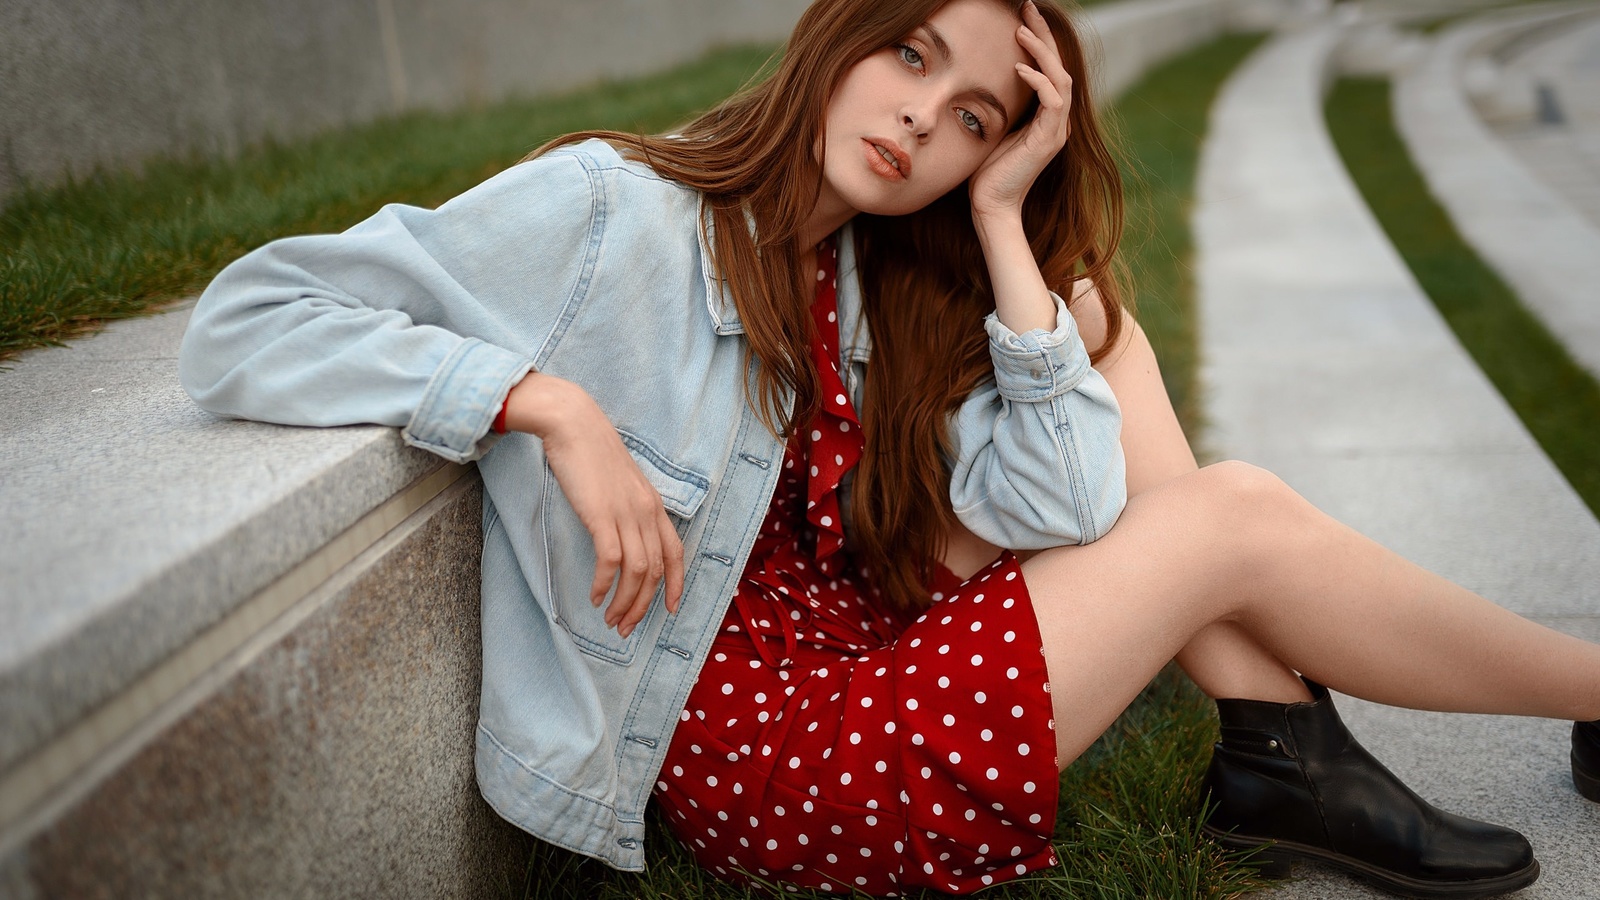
[179,139,1125,871]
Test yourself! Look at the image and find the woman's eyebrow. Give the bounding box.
[918,23,953,64]
[974,88,1011,131]
[917,24,1013,130]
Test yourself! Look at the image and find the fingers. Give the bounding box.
[660,511,686,615]
[621,529,667,638]
[591,529,622,608]
[597,493,683,639]
[1016,1,1073,128]
[1018,2,1070,87]
[1013,63,1063,114]
[606,522,651,632]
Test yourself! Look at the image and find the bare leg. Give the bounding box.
[1090,318,1310,704]
[945,303,1600,759]
[1023,460,1600,770]
[1035,301,1579,896]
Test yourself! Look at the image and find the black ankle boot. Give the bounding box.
[1201,679,1539,898]
[1574,720,1600,802]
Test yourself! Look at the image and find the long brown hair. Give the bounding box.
[532,0,1126,610]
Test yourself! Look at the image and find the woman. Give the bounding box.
[178,0,1600,895]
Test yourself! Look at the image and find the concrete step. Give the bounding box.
[1395,2,1600,382]
[0,303,533,898]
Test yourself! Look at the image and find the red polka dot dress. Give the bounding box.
[654,236,1061,896]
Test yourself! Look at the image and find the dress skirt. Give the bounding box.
[652,236,1062,896]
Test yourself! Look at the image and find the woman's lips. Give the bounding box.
[862,138,909,181]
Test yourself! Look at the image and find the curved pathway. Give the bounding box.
[1395,2,1600,381]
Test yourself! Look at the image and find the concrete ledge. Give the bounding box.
[1196,19,1600,897]
[1394,2,1600,381]
[4,472,537,899]
[0,302,448,778]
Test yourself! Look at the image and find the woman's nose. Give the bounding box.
[901,102,936,141]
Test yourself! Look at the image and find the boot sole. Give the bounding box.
[1203,825,1541,899]
[1574,750,1600,802]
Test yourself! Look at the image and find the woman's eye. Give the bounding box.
[896,44,924,69]
[958,109,987,138]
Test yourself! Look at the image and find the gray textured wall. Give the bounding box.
[0,0,810,201]
[2,476,539,899]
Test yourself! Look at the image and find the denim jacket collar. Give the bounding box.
[698,201,873,366]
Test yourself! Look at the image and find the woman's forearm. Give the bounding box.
[972,210,1058,335]
[503,371,598,439]
[952,205,1126,548]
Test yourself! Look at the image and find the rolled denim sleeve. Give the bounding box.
[404,338,534,462]
[947,291,1127,548]
[180,151,596,463]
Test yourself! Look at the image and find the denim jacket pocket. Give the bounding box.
[540,431,710,663]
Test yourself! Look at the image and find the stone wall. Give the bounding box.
[0,0,810,202]
[3,475,534,900]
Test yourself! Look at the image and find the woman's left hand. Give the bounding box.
[968,0,1073,221]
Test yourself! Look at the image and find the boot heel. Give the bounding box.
[1574,750,1600,802]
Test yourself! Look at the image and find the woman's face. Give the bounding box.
[817,0,1034,221]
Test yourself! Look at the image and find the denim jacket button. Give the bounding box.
[1030,367,1046,379]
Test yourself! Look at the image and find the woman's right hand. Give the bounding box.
[503,372,685,638]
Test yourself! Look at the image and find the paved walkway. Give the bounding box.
[1394,1,1600,382]
[1194,15,1600,899]
[1491,10,1600,229]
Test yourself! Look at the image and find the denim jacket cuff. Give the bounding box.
[404,338,534,463]
[983,290,1092,402]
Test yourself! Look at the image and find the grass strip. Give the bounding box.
[1326,78,1600,516]
[517,31,1269,900]
[0,45,778,362]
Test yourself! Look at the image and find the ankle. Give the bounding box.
[1198,672,1314,706]
[1226,683,1314,705]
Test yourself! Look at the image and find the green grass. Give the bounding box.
[0,45,778,361]
[1116,34,1265,447]
[514,32,1271,900]
[1326,78,1600,516]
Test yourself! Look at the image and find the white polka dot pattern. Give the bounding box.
[651,235,1059,896]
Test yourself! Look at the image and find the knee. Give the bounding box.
[1193,461,1307,533]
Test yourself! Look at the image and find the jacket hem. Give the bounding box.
[476,722,648,872]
